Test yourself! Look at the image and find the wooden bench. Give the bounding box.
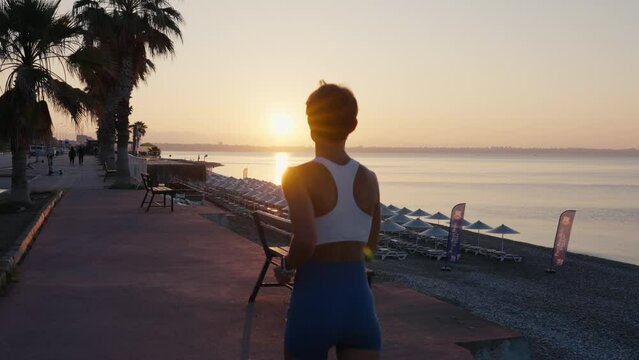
[140,173,177,212]
[249,210,374,303]
[103,162,117,182]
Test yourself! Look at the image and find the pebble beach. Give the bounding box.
[206,174,639,360]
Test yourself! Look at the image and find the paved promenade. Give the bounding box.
[0,158,522,359]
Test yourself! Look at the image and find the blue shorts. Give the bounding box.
[284,261,381,359]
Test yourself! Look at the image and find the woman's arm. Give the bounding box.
[364,172,380,261]
[281,166,317,270]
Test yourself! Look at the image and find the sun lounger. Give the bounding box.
[462,245,485,255]
[478,248,497,257]
[387,238,419,252]
[482,249,523,262]
[376,247,408,260]
[413,246,447,260]
[502,253,523,262]
[491,252,523,262]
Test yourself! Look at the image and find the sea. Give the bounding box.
[164,150,639,266]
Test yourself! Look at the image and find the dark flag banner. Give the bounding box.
[446,203,466,262]
[551,210,577,267]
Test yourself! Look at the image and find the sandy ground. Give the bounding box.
[214,201,639,360]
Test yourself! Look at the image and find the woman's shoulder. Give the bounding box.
[353,160,378,183]
[282,161,315,189]
[283,161,323,181]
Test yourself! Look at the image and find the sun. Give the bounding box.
[271,113,294,136]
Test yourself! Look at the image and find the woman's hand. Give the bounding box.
[273,267,294,285]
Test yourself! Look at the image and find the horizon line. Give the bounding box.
[150,143,639,154]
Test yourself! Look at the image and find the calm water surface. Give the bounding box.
[165,150,639,265]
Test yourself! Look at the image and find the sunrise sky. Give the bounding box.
[45,1,639,148]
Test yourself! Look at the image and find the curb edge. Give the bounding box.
[0,190,64,292]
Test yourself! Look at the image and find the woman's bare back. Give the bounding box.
[283,157,380,263]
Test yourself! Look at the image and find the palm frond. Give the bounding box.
[0,89,19,139]
[44,79,87,125]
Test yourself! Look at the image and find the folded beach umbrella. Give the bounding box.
[255,193,271,202]
[419,227,449,239]
[224,183,238,192]
[388,213,411,225]
[488,224,520,252]
[264,195,280,205]
[466,220,493,246]
[408,208,430,218]
[403,218,433,231]
[428,211,450,225]
[381,206,397,219]
[397,207,413,215]
[245,190,261,199]
[386,204,400,212]
[380,220,406,233]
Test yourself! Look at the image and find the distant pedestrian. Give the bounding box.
[78,146,85,165]
[68,146,76,165]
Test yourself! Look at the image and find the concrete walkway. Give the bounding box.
[0,159,522,359]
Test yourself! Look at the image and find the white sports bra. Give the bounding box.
[312,157,373,245]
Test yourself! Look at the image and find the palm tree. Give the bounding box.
[0,0,86,204]
[129,120,146,154]
[71,1,119,165]
[74,0,182,184]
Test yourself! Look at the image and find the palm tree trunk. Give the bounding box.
[114,56,135,184]
[9,139,31,205]
[97,123,105,163]
[133,132,139,155]
[131,126,138,155]
[97,115,115,166]
[99,75,127,169]
[115,99,131,183]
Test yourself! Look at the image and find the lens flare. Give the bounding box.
[274,152,289,185]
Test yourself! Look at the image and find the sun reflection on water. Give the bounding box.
[274,152,289,185]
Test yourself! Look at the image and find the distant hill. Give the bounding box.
[155,143,639,156]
